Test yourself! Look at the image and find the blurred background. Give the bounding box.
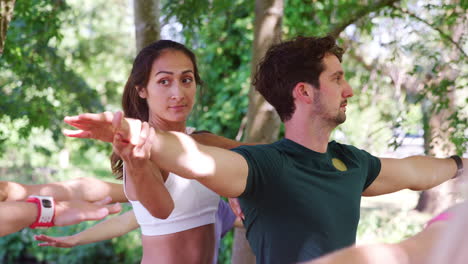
[0,0,466,263]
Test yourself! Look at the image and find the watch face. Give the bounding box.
[42,199,52,208]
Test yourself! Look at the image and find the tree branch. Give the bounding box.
[392,5,467,57]
[329,0,401,38]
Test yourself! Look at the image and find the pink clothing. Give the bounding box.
[426,212,453,228]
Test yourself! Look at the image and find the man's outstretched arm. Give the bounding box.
[146,129,249,197]
[363,156,466,196]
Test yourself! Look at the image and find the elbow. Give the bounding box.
[148,201,174,220]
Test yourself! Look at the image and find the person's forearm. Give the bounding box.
[126,163,174,219]
[0,202,37,236]
[71,210,138,246]
[3,178,127,203]
[405,156,465,190]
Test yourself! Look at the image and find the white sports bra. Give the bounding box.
[123,128,219,236]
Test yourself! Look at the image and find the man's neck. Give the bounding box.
[284,117,335,153]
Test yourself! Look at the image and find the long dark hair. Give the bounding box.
[111,40,202,179]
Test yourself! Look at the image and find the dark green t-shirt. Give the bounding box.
[232,139,381,264]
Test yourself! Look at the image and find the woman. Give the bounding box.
[37,40,244,264]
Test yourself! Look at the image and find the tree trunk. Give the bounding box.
[133,0,160,52]
[243,0,283,143]
[0,0,16,54]
[232,1,283,264]
[415,100,458,214]
[415,11,463,214]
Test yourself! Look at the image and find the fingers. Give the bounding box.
[93,197,121,215]
[81,208,110,221]
[34,235,72,248]
[228,198,245,220]
[93,196,112,206]
[34,235,60,247]
[105,202,122,214]
[65,112,113,123]
[62,129,91,138]
[113,121,153,162]
[133,122,151,157]
[112,111,123,130]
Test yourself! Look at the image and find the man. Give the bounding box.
[65,36,465,263]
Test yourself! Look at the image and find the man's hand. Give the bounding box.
[54,197,121,226]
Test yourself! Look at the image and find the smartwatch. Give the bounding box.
[26,195,55,229]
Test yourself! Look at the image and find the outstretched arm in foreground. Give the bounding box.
[0,178,127,203]
[307,220,446,264]
[64,112,249,198]
[34,209,138,248]
[0,197,121,237]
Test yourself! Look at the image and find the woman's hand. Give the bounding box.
[63,111,118,142]
[113,120,155,169]
[34,234,79,248]
[63,111,142,144]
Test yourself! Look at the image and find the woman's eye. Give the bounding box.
[182,77,193,84]
[159,79,170,85]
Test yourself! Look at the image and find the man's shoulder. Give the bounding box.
[231,141,285,164]
[232,140,283,152]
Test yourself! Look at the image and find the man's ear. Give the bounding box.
[137,86,147,99]
[293,82,313,104]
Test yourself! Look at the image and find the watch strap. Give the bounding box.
[26,195,55,229]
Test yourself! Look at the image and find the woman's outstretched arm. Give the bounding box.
[34,209,138,247]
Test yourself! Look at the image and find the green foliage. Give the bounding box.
[163,0,254,139]
[357,207,427,244]
[1,0,466,262]
[0,0,104,145]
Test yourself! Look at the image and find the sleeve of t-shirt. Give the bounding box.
[359,149,381,191]
[231,145,282,200]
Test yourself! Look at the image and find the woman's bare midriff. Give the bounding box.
[140,223,215,264]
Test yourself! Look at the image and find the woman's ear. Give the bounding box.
[137,86,147,99]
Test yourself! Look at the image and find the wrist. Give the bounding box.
[69,234,81,246]
[26,195,55,229]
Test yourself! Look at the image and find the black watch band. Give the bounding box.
[450,155,463,179]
